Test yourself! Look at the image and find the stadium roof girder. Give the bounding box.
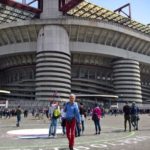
[59,0,84,13]
[0,0,42,24]
[0,0,149,36]
[146,30,150,34]
[67,0,150,35]
[0,0,42,13]
[72,2,90,15]
[0,7,30,21]
[87,7,103,18]
[0,5,34,23]
[95,10,110,19]
[137,26,147,32]
[126,21,138,28]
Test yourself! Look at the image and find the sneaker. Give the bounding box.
[16,123,19,127]
[69,147,73,150]
[48,135,53,138]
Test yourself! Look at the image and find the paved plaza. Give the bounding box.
[0,114,150,150]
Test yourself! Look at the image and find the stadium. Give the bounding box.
[0,0,150,108]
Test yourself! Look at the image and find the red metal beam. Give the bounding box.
[59,0,84,13]
[0,0,42,14]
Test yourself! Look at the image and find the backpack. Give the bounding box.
[53,108,61,119]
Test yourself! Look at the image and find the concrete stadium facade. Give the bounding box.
[0,0,150,107]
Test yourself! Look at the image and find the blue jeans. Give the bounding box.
[49,118,58,136]
[75,121,81,137]
[131,115,138,130]
[16,115,21,127]
[81,120,85,133]
[94,119,101,133]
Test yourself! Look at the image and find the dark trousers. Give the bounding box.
[61,118,66,135]
[81,120,85,133]
[16,115,21,127]
[75,121,81,137]
[131,115,138,130]
[94,119,101,134]
[124,115,131,131]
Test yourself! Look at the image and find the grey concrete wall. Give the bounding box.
[0,41,150,65]
[113,59,142,102]
[36,25,71,101]
[40,0,62,19]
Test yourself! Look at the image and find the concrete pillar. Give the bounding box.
[113,59,142,103]
[40,0,62,19]
[36,25,71,101]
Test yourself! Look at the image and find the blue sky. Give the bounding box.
[15,0,149,25]
[89,0,150,25]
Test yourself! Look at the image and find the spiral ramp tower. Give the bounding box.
[113,59,142,102]
[36,25,71,101]
[0,0,150,107]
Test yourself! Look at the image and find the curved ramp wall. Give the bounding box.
[36,25,71,101]
[0,18,150,104]
[113,59,142,102]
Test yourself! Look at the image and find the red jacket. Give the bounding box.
[92,107,102,120]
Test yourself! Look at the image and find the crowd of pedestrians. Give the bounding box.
[123,102,140,132]
[0,108,17,118]
[47,94,103,150]
[1,94,150,150]
[46,94,149,150]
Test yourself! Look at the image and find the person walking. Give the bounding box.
[16,105,22,127]
[48,102,61,138]
[123,102,131,132]
[65,94,81,150]
[131,102,139,130]
[79,102,86,135]
[92,103,102,135]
